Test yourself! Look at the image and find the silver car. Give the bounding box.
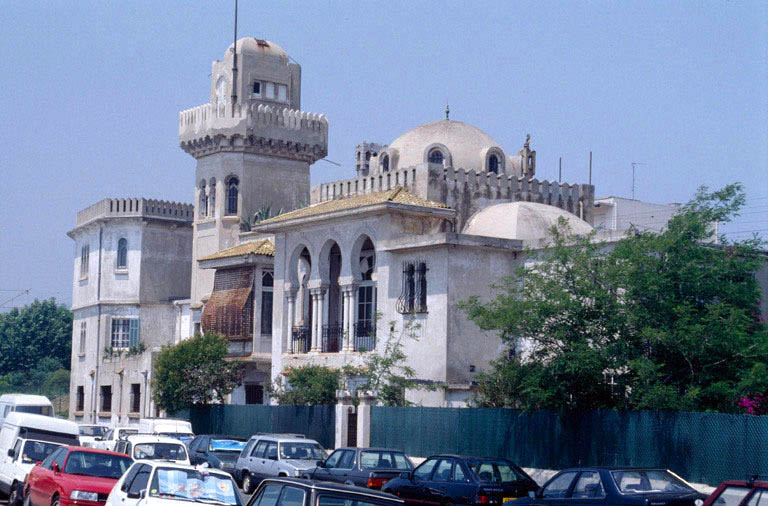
[235,434,327,493]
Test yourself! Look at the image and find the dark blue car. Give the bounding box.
[382,454,537,505]
[512,468,706,506]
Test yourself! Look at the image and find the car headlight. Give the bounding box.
[70,491,99,501]
[694,500,704,506]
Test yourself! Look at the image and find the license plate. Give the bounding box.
[503,497,517,503]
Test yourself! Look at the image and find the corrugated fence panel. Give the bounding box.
[370,407,768,486]
[187,405,335,449]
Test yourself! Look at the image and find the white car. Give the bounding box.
[105,461,242,506]
[78,423,110,447]
[114,434,191,465]
[91,426,139,451]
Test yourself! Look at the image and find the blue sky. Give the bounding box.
[1,1,766,309]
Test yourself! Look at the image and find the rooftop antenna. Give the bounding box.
[445,102,450,120]
[589,151,593,185]
[231,0,239,113]
[559,157,562,183]
[631,162,646,200]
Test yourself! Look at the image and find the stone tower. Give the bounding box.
[179,37,328,303]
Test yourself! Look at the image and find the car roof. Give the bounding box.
[64,445,130,457]
[125,434,187,444]
[251,435,317,444]
[196,434,246,440]
[425,454,516,461]
[136,461,231,476]
[337,447,406,453]
[259,477,404,502]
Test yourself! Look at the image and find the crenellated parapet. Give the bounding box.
[311,162,594,230]
[178,102,328,162]
[74,198,194,229]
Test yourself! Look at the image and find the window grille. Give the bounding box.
[397,261,428,313]
[226,178,239,215]
[80,245,89,278]
[428,149,444,165]
[111,318,139,349]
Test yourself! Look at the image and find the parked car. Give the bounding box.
[186,435,246,473]
[137,418,194,443]
[247,477,404,506]
[235,434,327,493]
[381,455,537,505]
[703,475,768,506]
[23,446,133,506]
[90,427,139,452]
[512,468,706,506]
[78,425,110,448]
[304,447,413,489]
[0,413,80,506]
[105,460,242,506]
[114,434,190,465]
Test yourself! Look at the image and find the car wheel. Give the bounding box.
[51,496,60,506]
[9,483,20,506]
[242,473,253,494]
[22,490,31,506]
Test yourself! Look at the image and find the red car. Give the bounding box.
[24,446,133,506]
[703,476,768,506]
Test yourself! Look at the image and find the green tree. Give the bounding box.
[269,365,340,405]
[460,184,768,412]
[152,333,244,413]
[0,298,72,375]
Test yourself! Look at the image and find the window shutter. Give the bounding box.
[129,319,140,348]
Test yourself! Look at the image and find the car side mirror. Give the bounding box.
[127,491,141,499]
[400,471,412,481]
[52,462,60,473]
[95,437,102,441]
[316,460,325,468]
[7,449,14,458]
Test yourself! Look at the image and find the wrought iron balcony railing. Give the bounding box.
[353,322,376,352]
[291,326,310,354]
[321,324,343,353]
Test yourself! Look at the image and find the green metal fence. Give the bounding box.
[186,405,335,449]
[370,407,768,486]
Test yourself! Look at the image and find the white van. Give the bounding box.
[0,412,79,506]
[137,418,193,440]
[0,395,54,427]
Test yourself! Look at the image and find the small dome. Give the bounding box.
[389,120,512,171]
[464,201,593,242]
[225,37,288,59]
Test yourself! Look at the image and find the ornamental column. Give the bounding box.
[341,283,358,351]
[285,288,297,353]
[310,287,326,352]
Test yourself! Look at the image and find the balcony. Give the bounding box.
[353,322,376,352]
[291,326,310,354]
[322,324,343,353]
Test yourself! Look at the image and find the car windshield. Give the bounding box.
[134,442,187,461]
[468,460,529,483]
[210,439,246,452]
[279,442,326,460]
[712,486,752,506]
[63,451,133,479]
[611,470,693,494]
[360,451,412,470]
[15,406,53,416]
[149,467,240,505]
[79,426,108,437]
[21,441,61,464]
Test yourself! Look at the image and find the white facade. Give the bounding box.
[68,199,193,423]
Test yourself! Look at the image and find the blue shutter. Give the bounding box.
[129,319,140,348]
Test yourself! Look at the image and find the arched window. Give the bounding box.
[428,149,444,165]
[209,179,216,217]
[226,177,239,215]
[117,238,128,269]
[488,154,499,174]
[199,180,208,218]
[382,155,390,172]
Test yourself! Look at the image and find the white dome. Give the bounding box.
[463,201,593,242]
[225,38,288,59]
[389,120,514,172]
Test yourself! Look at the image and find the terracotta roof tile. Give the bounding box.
[259,186,449,225]
[198,239,275,261]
